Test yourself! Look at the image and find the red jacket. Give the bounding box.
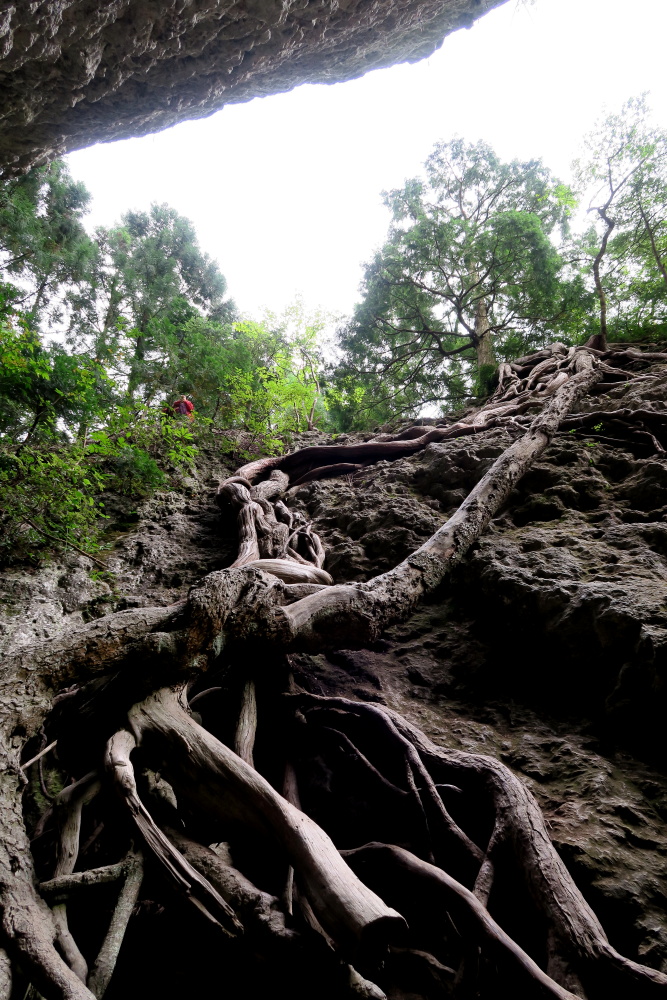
[173,398,194,415]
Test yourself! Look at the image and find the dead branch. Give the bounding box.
[21,741,58,772]
[40,863,126,896]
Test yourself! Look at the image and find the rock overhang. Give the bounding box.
[0,0,507,175]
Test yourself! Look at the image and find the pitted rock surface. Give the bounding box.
[0,557,112,653]
[0,457,236,654]
[291,380,667,738]
[0,0,505,174]
[288,459,445,581]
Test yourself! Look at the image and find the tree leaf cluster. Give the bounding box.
[0,170,331,564]
[332,103,667,427]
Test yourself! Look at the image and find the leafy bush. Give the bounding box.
[106,446,165,495]
[475,363,499,398]
[0,446,108,563]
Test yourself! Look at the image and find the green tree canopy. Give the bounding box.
[333,139,576,425]
[65,202,234,397]
[0,160,96,326]
[572,95,667,346]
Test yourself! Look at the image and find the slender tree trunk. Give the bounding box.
[28,275,50,326]
[638,199,667,286]
[212,393,221,423]
[591,209,616,350]
[127,308,150,396]
[307,396,318,431]
[16,407,46,455]
[307,359,320,431]
[473,296,495,369]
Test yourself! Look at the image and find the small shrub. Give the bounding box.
[108,446,165,495]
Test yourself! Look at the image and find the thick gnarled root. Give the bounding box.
[127,686,407,959]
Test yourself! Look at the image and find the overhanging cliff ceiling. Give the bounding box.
[0,0,506,175]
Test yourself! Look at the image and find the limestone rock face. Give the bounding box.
[0,0,504,174]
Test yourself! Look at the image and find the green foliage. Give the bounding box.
[107,446,164,495]
[0,170,333,561]
[87,404,197,493]
[0,298,200,561]
[571,95,667,342]
[0,445,108,562]
[475,363,499,398]
[0,311,114,444]
[332,138,577,426]
[0,160,96,327]
[334,112,667,427]
[213,307,332,455]
[1,104,665,559]
[65,202,235,398]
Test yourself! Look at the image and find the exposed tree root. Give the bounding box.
[271,349,603,650]
[3,344,667,998]
[127,685,406,957]
[52,772,102,982]
[86,851,143,999]
[104,728,241,935]
[291,694,667,997]
[343,844,580,1000]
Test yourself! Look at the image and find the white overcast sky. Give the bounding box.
[66,0,667,322]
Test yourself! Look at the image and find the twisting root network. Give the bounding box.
[2,344,667,999]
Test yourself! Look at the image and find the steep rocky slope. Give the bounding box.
[0,0,505,174]
[3,367,666,992]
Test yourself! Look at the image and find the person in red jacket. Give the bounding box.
[172,395,195,420]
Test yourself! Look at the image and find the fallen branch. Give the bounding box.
[40,863,126,896]
[21,740,58,772]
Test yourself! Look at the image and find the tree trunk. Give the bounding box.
[473,295,495,369]
[638,198,667,287]
[590,209,615,350]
